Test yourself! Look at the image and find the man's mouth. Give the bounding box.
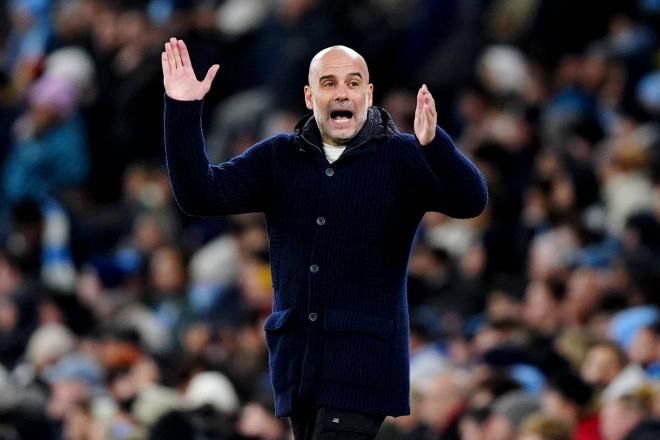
[330,110,354,122]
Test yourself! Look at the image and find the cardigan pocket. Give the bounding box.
[264,308,297,391]
[321,309,394,388]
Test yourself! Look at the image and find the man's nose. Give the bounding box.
[334,83,349,99]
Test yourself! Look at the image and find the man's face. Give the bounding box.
[304,48,373,146]
[581,345,623,387]
[601,400,643,440]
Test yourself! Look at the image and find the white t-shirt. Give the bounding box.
[323,143,346,163]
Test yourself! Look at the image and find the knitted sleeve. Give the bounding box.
[396,127,488,218]
[164,94,275,216]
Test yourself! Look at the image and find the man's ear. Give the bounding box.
[304,85,313,110]
[367,83,373,107]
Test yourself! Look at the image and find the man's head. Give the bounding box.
[543,372,593,425]
[305,46,373,146]
[418,371,468,431]
[601,394,649,440]
[485,391,542,440]
[580,341,626,388]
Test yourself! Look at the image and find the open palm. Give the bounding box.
[162,37,219,101]
[414,84,437,146]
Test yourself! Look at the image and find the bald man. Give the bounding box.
[162,38,488,439]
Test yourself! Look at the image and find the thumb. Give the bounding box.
[202,64,220,88]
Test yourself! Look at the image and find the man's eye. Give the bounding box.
[350,82,359,87]
[323,82,334,87]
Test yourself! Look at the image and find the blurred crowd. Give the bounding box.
[1,0,660,439]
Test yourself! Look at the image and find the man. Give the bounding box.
[600,393,653,440]
[162,37,487,439]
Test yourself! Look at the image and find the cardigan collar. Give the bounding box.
[294,106,399,156]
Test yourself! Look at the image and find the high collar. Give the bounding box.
[294,106,400,155]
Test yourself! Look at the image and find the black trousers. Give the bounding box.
[290,405,385,440]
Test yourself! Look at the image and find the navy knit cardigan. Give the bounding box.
[164,95,488,417]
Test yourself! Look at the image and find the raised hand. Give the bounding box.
[161,37,219,101]
[414,84,437,146]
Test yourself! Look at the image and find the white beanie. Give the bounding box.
[185,371,240,414]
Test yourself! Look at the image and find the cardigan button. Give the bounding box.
[310,264,319,273]
[316,216,325,225]
[325,168,334,177]
[308,312,318,322]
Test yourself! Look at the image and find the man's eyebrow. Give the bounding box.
[318,72,363,83]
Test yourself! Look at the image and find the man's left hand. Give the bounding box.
[414,84,437,146]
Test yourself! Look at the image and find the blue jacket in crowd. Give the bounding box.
[164,95,488,417]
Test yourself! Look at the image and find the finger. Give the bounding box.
[177,39,191,68]
[424,104,436,124]
[161,51,170,76]
[425,94,436,116]
[424,87,432,100]
[202,64,220,88]
[423,89,435,108]
[416,87,425,114]
[170,37,182,69]
[165,42,176,73]
[423,85,432,99]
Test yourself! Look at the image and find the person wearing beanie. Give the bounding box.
[2,74,89,207]
[543,371,601,440]
[483,390,541,440]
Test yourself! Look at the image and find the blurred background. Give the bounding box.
[1,0,660,439]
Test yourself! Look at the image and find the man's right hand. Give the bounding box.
[162,37,219,101]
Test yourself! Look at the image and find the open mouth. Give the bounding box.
[330,110,354,122]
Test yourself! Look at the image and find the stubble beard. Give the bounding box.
[314,108,368,146]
